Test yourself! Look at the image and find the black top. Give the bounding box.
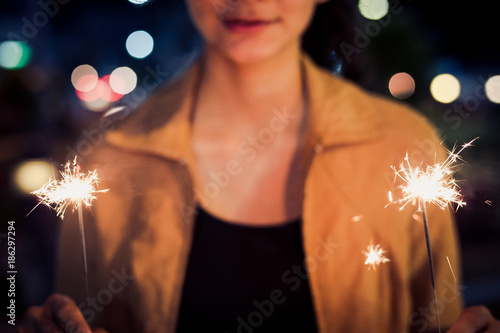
[176,206,318,333]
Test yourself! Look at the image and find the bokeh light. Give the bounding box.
[76,79,108,102]
[71,64,98,92]
[128,0,150,4]
[110,66,137,94]
[388,72,415,99]
[485,75,500,104]
[126,30,154,59]
[430,73,461,103]
[76,75,123,111]
[81,98,111,112]
[13,160,54,194]
[358,0,389,20]
[0,41,32,70]
[101,75,123,102]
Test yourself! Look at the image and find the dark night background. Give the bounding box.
[0,0,499,331]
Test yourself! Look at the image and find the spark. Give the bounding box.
[390,138,478,212]
[30,157,108,219]
[29,157,108,299]
[389,138,478,333]
[446,256,457,282]
[351,215,364,222]
[363,243,390,270]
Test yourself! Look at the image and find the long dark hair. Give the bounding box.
[302,0,373,86]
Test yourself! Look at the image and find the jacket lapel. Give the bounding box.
[303,57,384,147]
[102,54,388,332]
[106,61,201,163]
[105,55,384,159]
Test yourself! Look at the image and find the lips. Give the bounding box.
[222,17,279,32]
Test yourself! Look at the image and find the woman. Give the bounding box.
[21,0,500,332]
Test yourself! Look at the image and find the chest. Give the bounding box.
[191,124,306,223]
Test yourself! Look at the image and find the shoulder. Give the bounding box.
[330,67,436,138]
[67,61,200,165]
[100,61,199,136]
[359,85,445,163]
[306,57,443,155]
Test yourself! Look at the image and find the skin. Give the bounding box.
[20,0,500,331]
[447,306,500,333]
[18,294,105,333]
[187,0,325,224]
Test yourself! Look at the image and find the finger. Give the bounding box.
[38,307,66,333]
[484,315,500,333]
[46,294,91,333]
[20,305,63,333]
[19,306,43,333]
[447,306,491,333]
[92,328,109,333]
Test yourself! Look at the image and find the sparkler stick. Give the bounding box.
[78,205,89,298]
[421,201,441,331]
[390,138,477,333]
[30,157,108,299]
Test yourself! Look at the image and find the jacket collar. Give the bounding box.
[105,55,384,160]
[304,56,384,147]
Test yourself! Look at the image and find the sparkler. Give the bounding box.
[363,243,390,270]
[29,157,108,298]
[390,138,477,332]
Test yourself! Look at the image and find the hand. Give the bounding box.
[447,306,500,333]
[18,293,108,333]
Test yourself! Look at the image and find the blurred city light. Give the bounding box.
[485,75,500,104]
[430,73,461,103]
[71,64,98,92]
[388,72,415,99]
[110,66,137,94]
[101,75,123,102]
[126,30,154,59]
[358,0,389,20]
[0,41,32,70]
[13,160,53,194]
[128,0,150,4]
[75,74,123,111]
[81,97,111,112]
[76,78,108,102]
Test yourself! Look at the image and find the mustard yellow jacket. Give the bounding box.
[57,56,463,332]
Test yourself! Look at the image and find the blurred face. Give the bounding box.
[185,0,323,64]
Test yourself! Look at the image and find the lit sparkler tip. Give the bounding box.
[363,243,390,270]
[30,157,108,219]
[388,139,477,211]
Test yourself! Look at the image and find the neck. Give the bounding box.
[196,44,304,124]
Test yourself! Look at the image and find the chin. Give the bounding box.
[215,38,296,65]
[224,48,276,64]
